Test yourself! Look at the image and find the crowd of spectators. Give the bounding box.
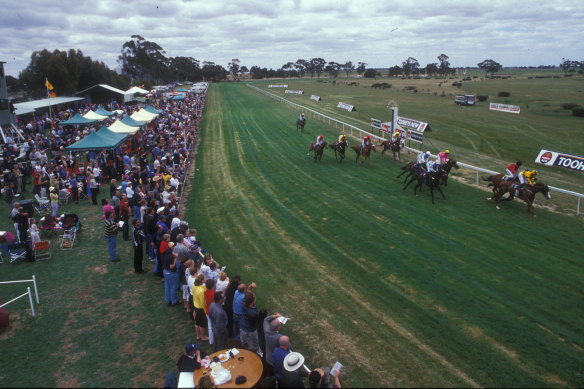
[1,89,342,388]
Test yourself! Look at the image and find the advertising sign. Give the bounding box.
[268,85,288,88]
[285,90,304,94]
[337,102,355,112]
[310,95,321,101]
[381,122,391,133]
[535,149,584,173]
[370,118,382,129]
[489,102,520,114]
[407,131,424,143]
[396,117,430,133]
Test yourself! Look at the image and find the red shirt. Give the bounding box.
[204,289,216,315]
[506,163,519,174]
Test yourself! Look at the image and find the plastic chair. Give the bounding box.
[59,227,77,249]
[33,240,51,260]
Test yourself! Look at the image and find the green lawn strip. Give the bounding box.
[186,83,584,387]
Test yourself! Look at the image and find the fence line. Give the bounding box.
[246,83,584,216]
[0,287,36,317]
[0,275,39,304]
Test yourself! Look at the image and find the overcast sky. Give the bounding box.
[1,0,582,77]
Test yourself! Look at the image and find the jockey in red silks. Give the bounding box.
[504,161,522,181]
[360,135,372,155]
[315,135,325,150]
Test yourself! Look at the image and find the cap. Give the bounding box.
[445,150,450,154]
[425,151,431,155]
[185,342,198,353]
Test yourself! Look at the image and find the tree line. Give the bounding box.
[8,34,582,100]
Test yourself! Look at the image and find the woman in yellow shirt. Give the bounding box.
[192,274,209,341]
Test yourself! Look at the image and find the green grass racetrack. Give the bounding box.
[186,83,584,387]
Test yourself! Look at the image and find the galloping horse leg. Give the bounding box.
[404,175,417,191]
[435,185,446,201]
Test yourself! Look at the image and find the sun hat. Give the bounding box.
[168,242,175,248]
[283,352,305,372]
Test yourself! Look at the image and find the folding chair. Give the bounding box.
[77,183,88,201]
[59,227,77,249]
[33,240,51,260]
[59,189,72,205]
[34,194,50,207]
[1,242,28,263]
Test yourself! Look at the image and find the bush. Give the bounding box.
[452,82,462,87]
[406,86,416,90]
[477,95,489,102]
[498,91,511,97]
[572,107,584,117]
[364,69,377,78]
[561,103,581,110]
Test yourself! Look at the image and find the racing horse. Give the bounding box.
[380,140,401,161]
[307,141,328,162]
[397,161,421,183]
[483,173,516,201]
[436,159,459,186]
[330,139,348,163]
[351,144,376,165]
[402,170,446,204]
[492,181,551,219]
[296,118,306,133]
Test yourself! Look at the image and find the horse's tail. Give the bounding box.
[482,175,494,182]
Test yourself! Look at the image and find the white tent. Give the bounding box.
[83,110,107,120]
[130,108,158,123]
[108,120,140,135]
[126,86,149,95]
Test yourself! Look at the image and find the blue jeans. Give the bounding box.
[106,236,117,260]
[163,269,179,304]
[145,233,155,259]
[133,206,141,221]
[233,313,242,339]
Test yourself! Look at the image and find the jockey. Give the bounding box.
[392,131,401,144]
[315,135,325,150]
[504,161,522,181]
[338,134,347,144]
[360,135,372,155]
[437,150,449,165]
[299,112,306,122]
[415,151,431,171]
[520,169,537,186]
[426,159,438,173]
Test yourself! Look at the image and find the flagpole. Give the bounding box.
[46,77,54,132]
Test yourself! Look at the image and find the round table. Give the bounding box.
[193,349,263,388]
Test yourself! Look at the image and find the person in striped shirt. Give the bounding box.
[104,211,120,262]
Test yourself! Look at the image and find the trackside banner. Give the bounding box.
[285,90,303,94]
[337,102,355,111]
[396,117,430,133]
[370,118,382,129]
[268,85,288,88]
[535,149,584,173]
[381,122,391,133]
[311,95,321,101]
[489,102,520,114]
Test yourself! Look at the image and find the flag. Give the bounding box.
[49,91,56,98]
[45,79,54,90]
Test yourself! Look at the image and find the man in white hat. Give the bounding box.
[280,351,306,388]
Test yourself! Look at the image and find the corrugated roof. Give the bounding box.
[14,96,85,116]
[76,84,128,96]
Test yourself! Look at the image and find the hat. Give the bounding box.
[49,186,55,192]
[157,207,165,214]
[283,352,305,372]
[152,176,161,182]
[168,242,175,248]
[185,342,198,354]
[75,136,80,141]
[164,185,171,191]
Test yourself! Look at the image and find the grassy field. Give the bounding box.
[185,83,583,387]
[1,77,583,388]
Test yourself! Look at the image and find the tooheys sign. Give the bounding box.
[535,149,584,173]
[337,102,355,112]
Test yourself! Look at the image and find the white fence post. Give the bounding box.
[32,274,39,304]
[27,287,35,317]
